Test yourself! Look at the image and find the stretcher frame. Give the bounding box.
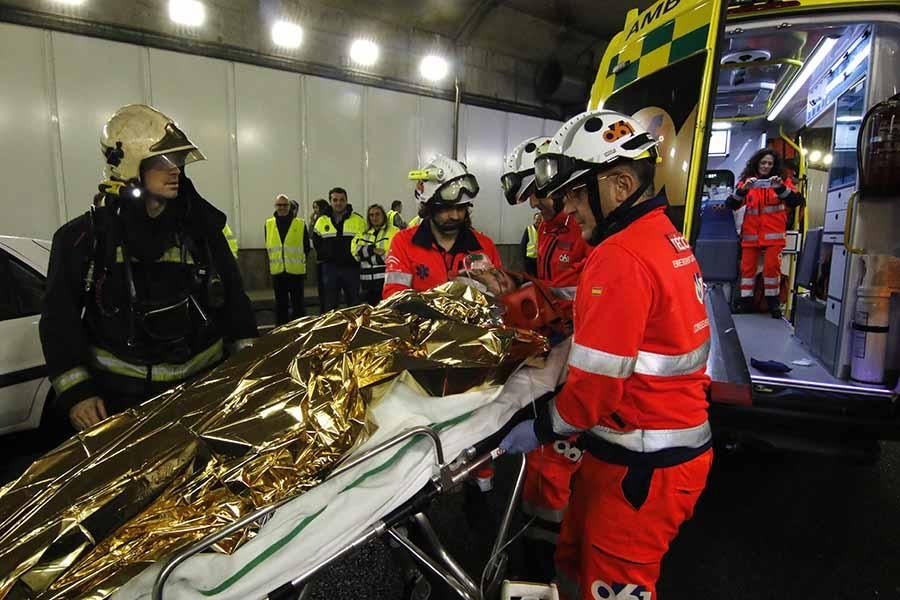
[152,425,528,600]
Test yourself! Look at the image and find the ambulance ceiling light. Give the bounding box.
[809,150,823,163]
[712,121,733,130]
[767,37,838,122]
[823,153,833,165]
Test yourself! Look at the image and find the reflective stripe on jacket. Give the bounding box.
[266,217,307,275]
[536,205,711,453]
[525,224,538,259]
[352,224,400,284]
[313,210,367,266]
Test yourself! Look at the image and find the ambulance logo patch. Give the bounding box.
[667,232,690,253]
[415,264,430,279]
[559,253,570,263]
[694,272,704,304]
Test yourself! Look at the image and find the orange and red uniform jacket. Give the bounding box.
[382,221,503,298]
[732,179,801,247]
[536,210,591,308]
[535,199,711,445]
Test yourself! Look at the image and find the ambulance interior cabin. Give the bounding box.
[694,12,900,441]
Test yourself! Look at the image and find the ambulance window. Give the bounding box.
[709,129,730,157]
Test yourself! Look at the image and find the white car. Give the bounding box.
[0,236,53,435]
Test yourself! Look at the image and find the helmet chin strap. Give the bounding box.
[587,175,652,246]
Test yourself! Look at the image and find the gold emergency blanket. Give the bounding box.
[0,282,547,600]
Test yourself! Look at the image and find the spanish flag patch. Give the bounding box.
[591,286,604,296]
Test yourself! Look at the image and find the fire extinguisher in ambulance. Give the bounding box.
[858,92,900,199]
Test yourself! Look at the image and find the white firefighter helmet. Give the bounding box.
[408,154,479,206]
[100,104,205,183]
[534,109,659,197]
[501,136,551,205]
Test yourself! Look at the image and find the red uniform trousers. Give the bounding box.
[555,450,713,600]
[523,439,583,529]
[739,243,784,298]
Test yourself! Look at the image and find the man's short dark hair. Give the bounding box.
[622,158,656,197]
[391,200,402,210]
[328,187,348,199]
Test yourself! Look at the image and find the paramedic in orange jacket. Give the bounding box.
[383,155,502,298]
[501,135,591,581]
[727,148,804,318]
[500,110,713,600]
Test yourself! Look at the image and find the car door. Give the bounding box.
[588,0,727,240]
[0,249,47,433]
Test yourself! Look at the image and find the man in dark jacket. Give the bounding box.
[41,104,258,431]
[311,187,366,310]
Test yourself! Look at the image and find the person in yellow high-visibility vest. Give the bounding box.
[352,204,400,305]
[520,212,541,276]
[386,200,407,230]
[265,194,310,324]
[222,223,239,259]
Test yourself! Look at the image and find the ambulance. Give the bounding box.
[591,0,900,459]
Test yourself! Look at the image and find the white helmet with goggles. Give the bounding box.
[408,154,479,207]
[501,136,551,205]
[101,104,205,184]
[534,110,659,197]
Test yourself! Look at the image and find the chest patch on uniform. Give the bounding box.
[324,224,331,232]
[591,286,604,296]
[667,232,691,253]
[559,253,570,263]
[694,272,705,304]
[416,264,430,279]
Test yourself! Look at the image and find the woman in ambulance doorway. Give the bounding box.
[727,148,805,318]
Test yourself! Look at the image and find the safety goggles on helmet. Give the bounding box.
[534,153,599,195]
[141,148,205,173]
[432,173,480,204]
[501,169,535,205]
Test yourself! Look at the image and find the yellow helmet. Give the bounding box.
[100,104,205,183]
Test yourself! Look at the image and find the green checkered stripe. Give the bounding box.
[607,20,710,92]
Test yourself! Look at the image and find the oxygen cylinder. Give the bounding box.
[850,255,900,384]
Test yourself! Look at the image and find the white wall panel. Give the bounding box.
[501,113,547,244]
[235,65,302,248]
[366,88,418,217]
[305,76,364,212]
[0,25,59,239]
[52,33,145,221]
[463,106,506,242]
[148,49,235,223]
[417,96,455,168]
[543,119,564,137]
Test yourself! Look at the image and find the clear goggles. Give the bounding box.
[141,148,205,173]
[432,174,480,204]
[534,153,599,194]
[501,170,535,205]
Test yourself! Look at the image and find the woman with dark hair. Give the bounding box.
[727,148,804,317]
[351,204,400,305]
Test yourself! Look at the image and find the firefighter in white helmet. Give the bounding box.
[382,154,504,298]
[40,104,257,432]
[500,110,712,599]
[501,135,592,582]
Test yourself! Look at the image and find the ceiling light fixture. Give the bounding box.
[711,121,733,130]
[767,37,838,122]
[823,153,833,165]
[350,39,379,66]
[54,0,86,5]
[169,0,205,27]
[272,21,303,49]
[420,55,449,82]
[809,149,823,163]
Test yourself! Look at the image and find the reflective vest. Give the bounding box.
[525,224,538,259]
[408,215,422,228]
[539,205,711,455]
[734,180,797,247]
[387,209,406,229]
[352,224,400,286]
[266,217,307,275]
[223,224,239,258]
[313,211,367,266]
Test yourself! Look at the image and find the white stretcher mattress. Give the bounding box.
[114,339,571,600]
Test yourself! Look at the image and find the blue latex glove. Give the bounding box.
[500,419,540,454]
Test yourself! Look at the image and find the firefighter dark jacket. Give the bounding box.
[40,174,258,416]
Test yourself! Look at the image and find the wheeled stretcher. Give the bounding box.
[124,339,570,600]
